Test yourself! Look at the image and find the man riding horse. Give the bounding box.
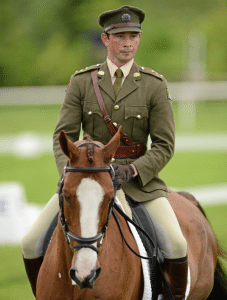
[22,6,188,299]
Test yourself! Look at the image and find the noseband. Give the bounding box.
[58,141,115,254]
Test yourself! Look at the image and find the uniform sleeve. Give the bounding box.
[133,79,175,186]
[53,75,82,177]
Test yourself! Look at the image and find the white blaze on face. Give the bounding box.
[75,178,104,279]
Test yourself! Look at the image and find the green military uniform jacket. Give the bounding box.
[53,61,175,202]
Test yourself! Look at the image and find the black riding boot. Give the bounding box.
[23,256,43,296]
[163,256,188,300]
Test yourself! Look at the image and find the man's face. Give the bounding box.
[101,32,141,67]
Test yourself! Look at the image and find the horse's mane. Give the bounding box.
[83,133,94,163]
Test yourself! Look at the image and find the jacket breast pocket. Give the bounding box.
[124,106,149,143]
[83,102,103,139]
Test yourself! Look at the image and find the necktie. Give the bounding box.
[113,69,123,98]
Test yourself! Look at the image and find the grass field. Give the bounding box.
[1,101,227,299]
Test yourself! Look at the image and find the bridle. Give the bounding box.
[58,141,115,254]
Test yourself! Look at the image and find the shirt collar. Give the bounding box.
[107,58,134,79]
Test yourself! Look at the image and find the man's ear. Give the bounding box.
[138,32,141,43]
[101,33,109,48]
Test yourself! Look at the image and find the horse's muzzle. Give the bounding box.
[70,266,101,289]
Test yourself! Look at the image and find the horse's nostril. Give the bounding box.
[94,265,101,279]
[70,266,101,289]
[87,265,101,282]
[70,268,79,285]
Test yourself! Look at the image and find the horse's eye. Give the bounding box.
[64,194,70,205]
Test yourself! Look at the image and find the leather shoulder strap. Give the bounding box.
[91,69,133,146]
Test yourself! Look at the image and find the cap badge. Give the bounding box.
[133,72,140,78]
[121,13,131,23]
[98,71,105,76]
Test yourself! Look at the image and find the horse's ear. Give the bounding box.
[102,126,121,163]
[59,130,79,159]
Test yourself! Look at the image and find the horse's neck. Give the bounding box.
[116,190,132,219]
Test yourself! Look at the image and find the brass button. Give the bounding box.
[113,122,117,126]
[88,111,92,115]
[114,105,120,110]
[137,114,142,119]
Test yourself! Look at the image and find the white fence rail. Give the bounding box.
[1,81,227,106]
[1,81,227,129]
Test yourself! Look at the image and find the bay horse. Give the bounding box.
[36,127,227,300]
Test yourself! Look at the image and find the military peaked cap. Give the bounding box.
[98,5,145,34]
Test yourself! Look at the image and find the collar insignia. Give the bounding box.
[133,72,140,78]
[98,71,105,76]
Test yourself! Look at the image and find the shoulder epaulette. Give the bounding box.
[73,64,101,76]
[139,66,164,81]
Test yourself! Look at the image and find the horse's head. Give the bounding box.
[58,127,121,289]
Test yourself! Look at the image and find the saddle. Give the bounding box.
[42,195,164,300]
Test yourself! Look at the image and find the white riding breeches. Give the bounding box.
[21,193,59,259]
[142,197,187,259]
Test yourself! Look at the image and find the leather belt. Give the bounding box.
[114,144,147,159]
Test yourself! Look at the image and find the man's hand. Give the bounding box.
[113,164,135,190]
